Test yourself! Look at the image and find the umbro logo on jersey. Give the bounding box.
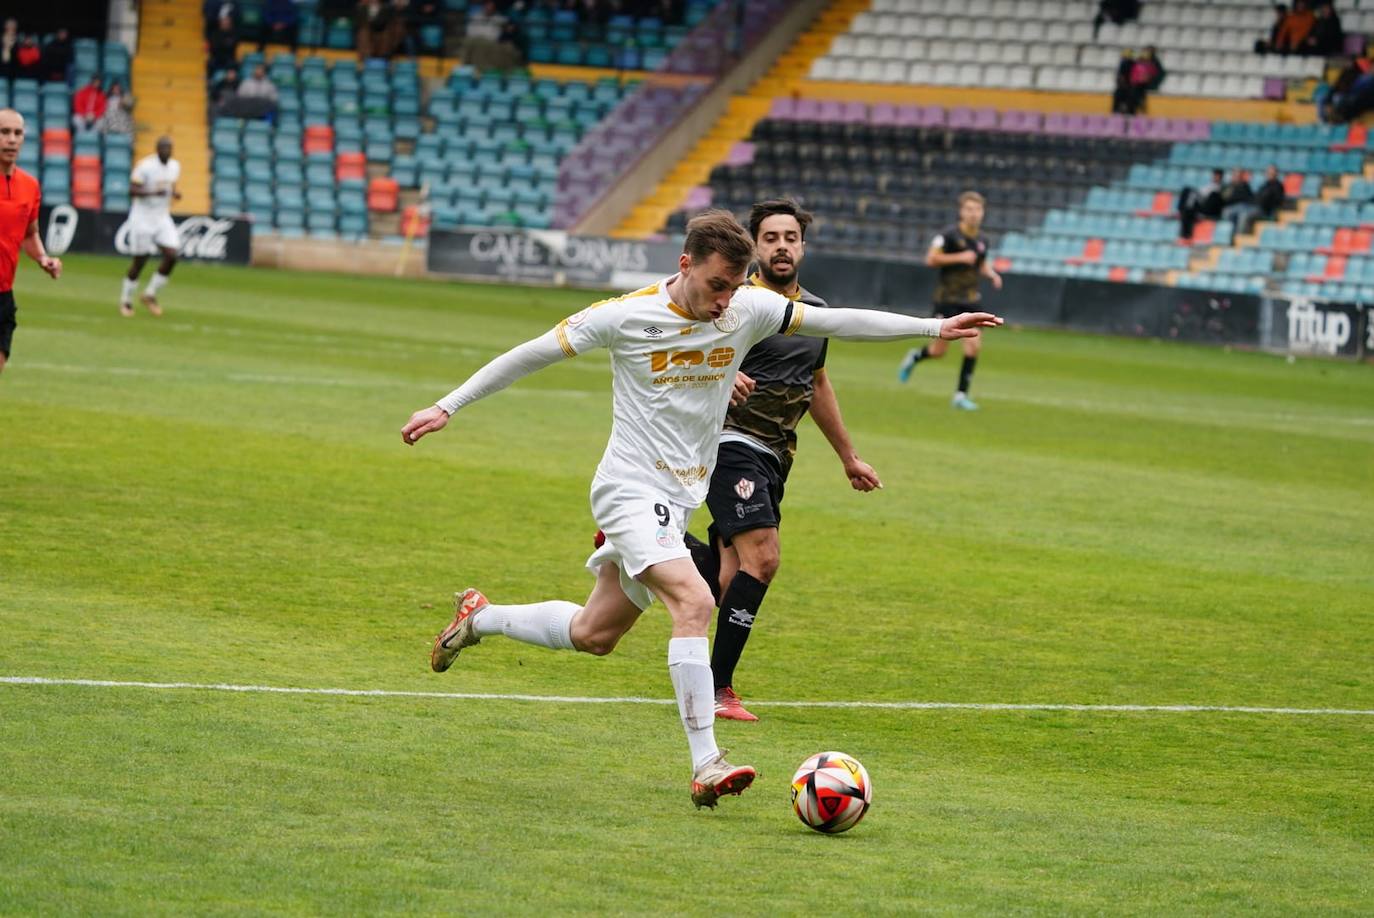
[734,478,755,500]
[644,326,663,338]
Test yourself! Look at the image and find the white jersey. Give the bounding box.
[556,276,800,507]
[129,155,181,220]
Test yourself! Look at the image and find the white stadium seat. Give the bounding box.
[806,0,1312,97]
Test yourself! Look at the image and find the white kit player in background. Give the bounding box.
[400,211,1001,810]
[120,135,181,317]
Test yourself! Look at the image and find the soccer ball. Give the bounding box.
[790,751,872,834]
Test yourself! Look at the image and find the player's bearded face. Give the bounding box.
[755,214,804,288]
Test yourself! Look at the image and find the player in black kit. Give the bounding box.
[898,191,1002,410]
[686,198,883,721]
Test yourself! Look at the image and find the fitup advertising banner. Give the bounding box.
[1263,297,1367,359]
[39,205,252,264]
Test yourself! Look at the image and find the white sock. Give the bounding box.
[472,600,577,650]
[120,278,137,303]
[145,272,169,296]
[668,636,718,772]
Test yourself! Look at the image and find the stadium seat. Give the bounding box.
[367,177,399,212]
[335,152,366,182]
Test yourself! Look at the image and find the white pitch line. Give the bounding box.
[3,677,1372,717]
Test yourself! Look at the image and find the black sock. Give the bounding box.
[711,571,768,691]
[958,355,977,394]
[684,531,721,605]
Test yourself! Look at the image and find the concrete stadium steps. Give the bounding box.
[611,96,771,239]
[610,0,869,239]
[135,0,210,213]
[759,0,870,87]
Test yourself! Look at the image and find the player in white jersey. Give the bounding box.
[401,211,1001,809]
[119,136,181,317]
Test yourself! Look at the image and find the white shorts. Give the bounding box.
[126,214,180,255]
[585,474,694,610]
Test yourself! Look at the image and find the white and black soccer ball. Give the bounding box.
[790,751,872,834]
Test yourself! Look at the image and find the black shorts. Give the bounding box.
[705,441,785,546]
[933,302,977,319]
[0,291,16,359]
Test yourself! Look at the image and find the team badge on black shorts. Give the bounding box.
[734,478,755,499]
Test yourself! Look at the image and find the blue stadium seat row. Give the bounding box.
[1168,144,1361,175]
[1174,273,1267,294]
[1208,121,1352,149]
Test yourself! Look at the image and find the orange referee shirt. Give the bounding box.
[1,167,42,293]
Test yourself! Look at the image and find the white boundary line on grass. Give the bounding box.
[3,677,1373,717]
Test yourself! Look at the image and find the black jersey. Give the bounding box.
[932,224,989,307]
[721,274,829,478]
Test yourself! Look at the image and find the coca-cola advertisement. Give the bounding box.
[39,206,251,265]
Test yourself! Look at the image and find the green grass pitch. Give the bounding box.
[1,255,1371,915]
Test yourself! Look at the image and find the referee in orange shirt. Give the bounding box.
[0,108,63,376]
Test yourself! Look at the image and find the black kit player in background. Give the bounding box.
[685,198,884,722]
[898,191,1003,410]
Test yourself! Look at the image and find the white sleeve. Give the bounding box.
[130,161,147,185]
[792,305,943,341]
[435,328,569,415]
[554,298,621,355]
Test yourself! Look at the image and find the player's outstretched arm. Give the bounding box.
[402,328,570,445]
[795,306,1002,341]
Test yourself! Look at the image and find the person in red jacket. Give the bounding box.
[0,108,62,376]
[71,75,108,133]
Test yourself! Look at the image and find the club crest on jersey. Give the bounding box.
[734,478,755,500]
[713,308,741,332]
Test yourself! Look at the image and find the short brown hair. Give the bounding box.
[748,198,814,241]
[958,191,985,208]
[683,209,754,269]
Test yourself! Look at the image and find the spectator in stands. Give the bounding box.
[210,65,241,114]
[100,81,134,135]
[208,15,239,75]
[462,2,520,70]
[260,0,300,52]
[1111,49,1137,114]
[1177,168,1224,242]
[1321,56,1374,120]
[1256,4,1288,54]
[72,74,109,133]
[41,28,73,83]
[203,1,237,40]
[1302,2,1343,56]
[1273,0,1315,54]
[465,1,504,42]
[237,63,279,106]
[1093,0,1141,39]
[14,33,41,79]
[1116,46,1165,114]
[356,0,401,59]
[0,19,17,81]
[1220,168,1258,234]
[498,18,527,62]
[1256,165,1286,221]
